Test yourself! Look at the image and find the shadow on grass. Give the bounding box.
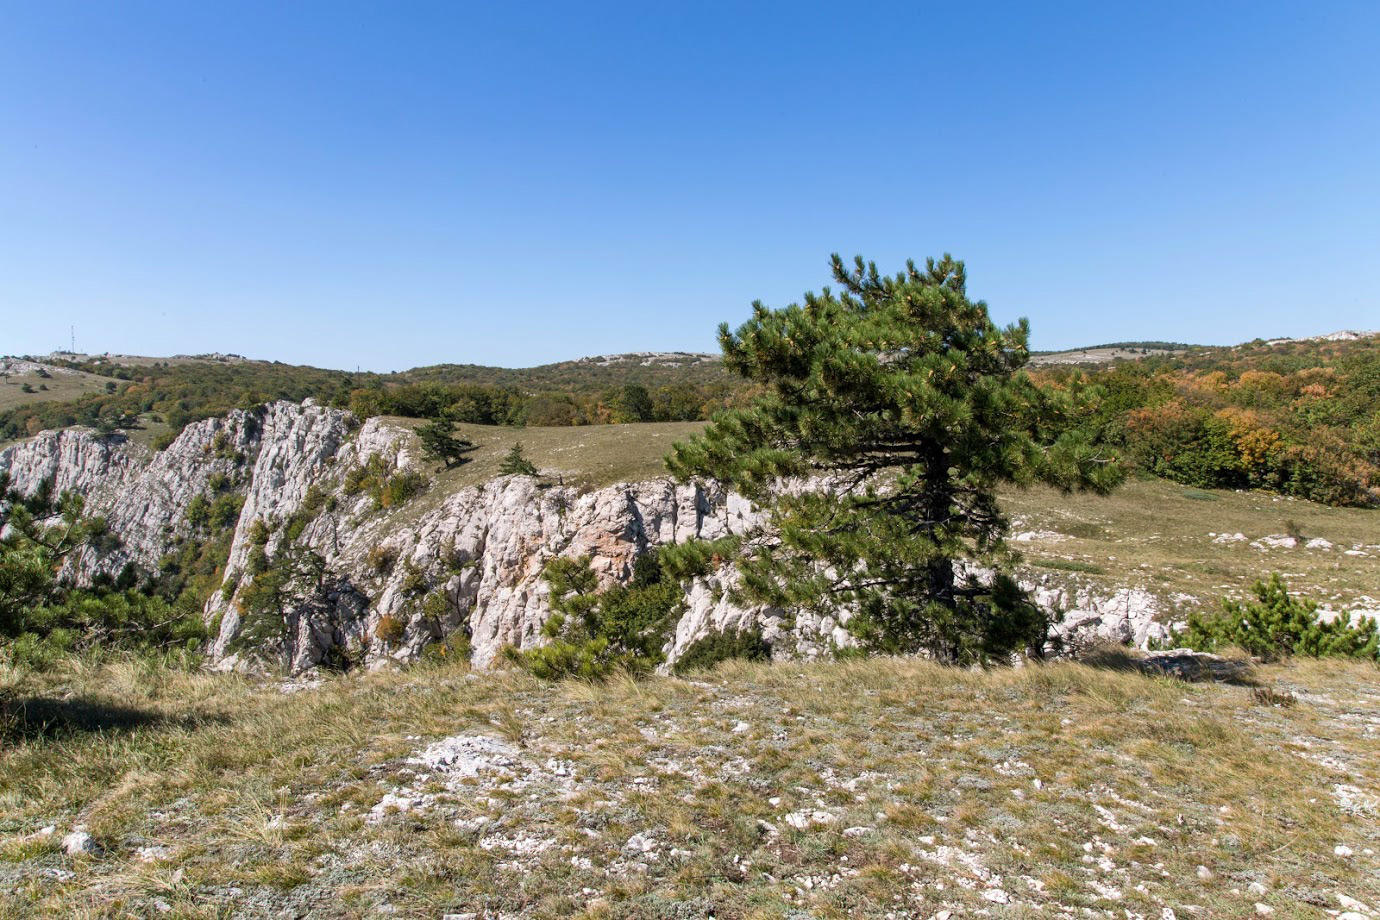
[0,695,228,744]
[1080,644,1258,686]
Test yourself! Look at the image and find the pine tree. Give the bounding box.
[667,254,1124,664]
[1173,573,1379,660]
[498,442,538,477]
[416,418,476,469]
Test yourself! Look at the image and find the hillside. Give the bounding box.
[404,352,731,390]
[1,363,1378,918]
[1027,341,1193,366]
[3,651,1378,917]
[0,360,112,413]
[0,352,742,448]
[2,405,1376,679]
[4,331,1377,508]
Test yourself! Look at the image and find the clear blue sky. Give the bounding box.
[2,1,1377,371]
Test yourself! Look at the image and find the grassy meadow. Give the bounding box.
[0,367,110,414]
[2,651,1378,917]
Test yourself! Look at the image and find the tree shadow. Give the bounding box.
[1080,644,1259,686]
[0,695,228,744]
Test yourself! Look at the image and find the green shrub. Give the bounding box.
[421,631,472,666]
[398,563,428,596]
[515,550,682,681]
[209,493,244,529]
[498,442,538,477]
[233,547,327,652]
[1172,573,1379,661]
[671,626,771,675]
[379,470,427,508]
[343,454,428,509]
[185,494,211,530]
[283,486,328,542]
[2,589,208,667]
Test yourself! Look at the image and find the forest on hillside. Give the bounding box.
[2,334,1378,506]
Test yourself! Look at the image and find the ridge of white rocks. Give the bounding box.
[1,401,1172,674]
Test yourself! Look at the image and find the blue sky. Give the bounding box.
[2,1,1377,371]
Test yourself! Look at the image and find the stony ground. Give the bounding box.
[2,652,1379,919]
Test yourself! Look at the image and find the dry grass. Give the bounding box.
[378,416,706,490]
[0,368,110,414]
[1003,476,1380,615]
[2,652,1378,917]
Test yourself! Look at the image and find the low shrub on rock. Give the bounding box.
[514,550,681,681]
[671,626,771,675]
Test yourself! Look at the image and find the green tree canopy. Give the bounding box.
[415,417,476,469]
[667,254,1123,664]
[498,442,539,477]
[607,384,654,423]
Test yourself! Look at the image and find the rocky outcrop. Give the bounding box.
[2,413,263,581]
[0,428,146,510]
[2,400,1179,674]
[205,414,765,671]
[1033,582,1172,650]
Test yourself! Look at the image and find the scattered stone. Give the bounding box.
[1337,894,1372,913]
[1335,844,1354,857]
[62,830,98,856]
[1196,865,1213,881]
[1251,534,1298,550]
[623,832,658,855]
[981,888,1010,904]
[1013,530,1066,542]
[784,810,837,829]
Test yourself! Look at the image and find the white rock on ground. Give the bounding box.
[62,830,98,855]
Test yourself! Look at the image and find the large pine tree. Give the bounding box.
[667,254,1123,664]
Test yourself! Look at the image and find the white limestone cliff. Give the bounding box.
[1,400,1174,674]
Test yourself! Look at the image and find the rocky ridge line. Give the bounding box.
[2,401,1172,673]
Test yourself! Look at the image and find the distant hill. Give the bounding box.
[403,352,731,393]
[3,332,1377,506]
[1028,342,1195,366]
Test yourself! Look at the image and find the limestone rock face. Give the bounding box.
[83,412,263,579]
[1034,583,1171,649]
[2,399,1177,674]
[0,428,146,510]
[207,428,762,671]
[0,414,262,579]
